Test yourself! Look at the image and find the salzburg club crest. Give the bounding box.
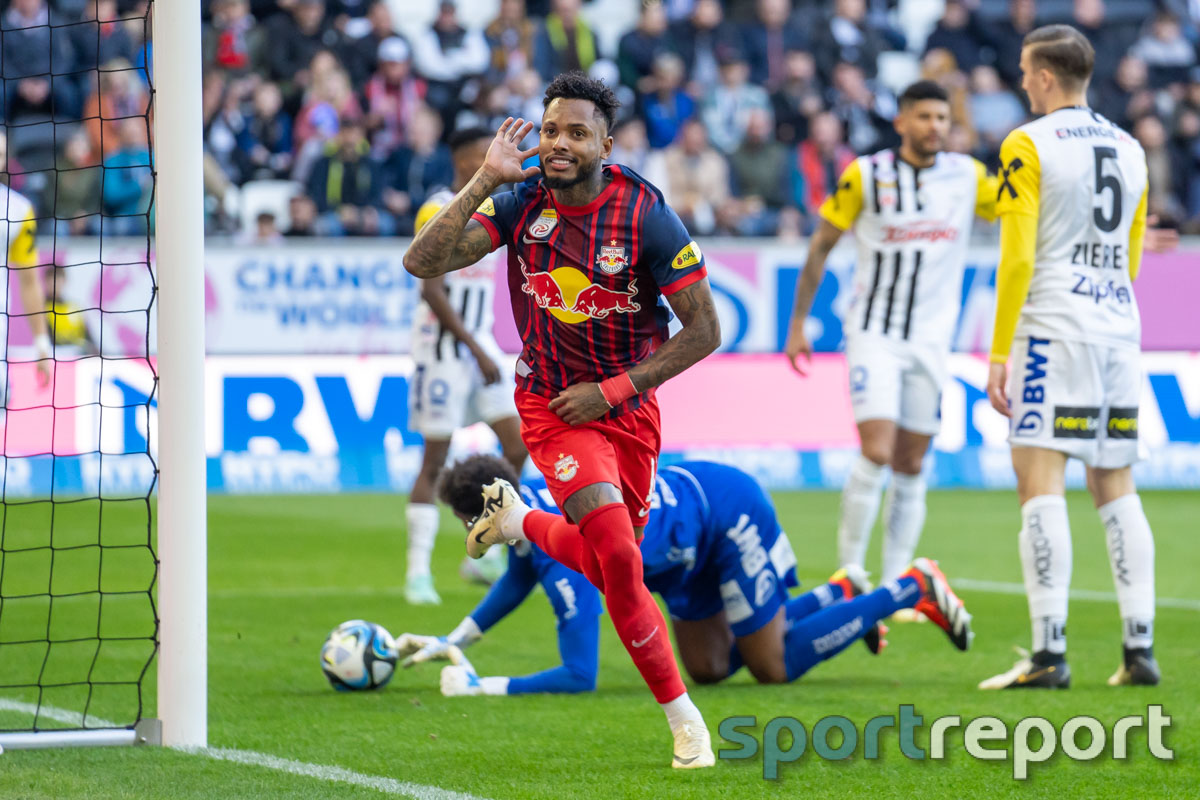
[554,453,579,482]
[596,240,628,274]
[528,210,558,239]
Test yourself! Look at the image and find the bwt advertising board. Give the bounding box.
[6,353,1198,496]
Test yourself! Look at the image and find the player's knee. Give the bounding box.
[891,452,924,476]
[860,441,892,467]
[685,664,728,685]
[746,661,789,685]
[561,667,597,693]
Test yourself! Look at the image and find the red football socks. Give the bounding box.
[578,503,686,704]
[522,510,605,592]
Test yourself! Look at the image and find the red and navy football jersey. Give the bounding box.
[472,165,707,416]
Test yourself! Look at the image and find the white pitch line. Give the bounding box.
[954,578,1200,611]
[0,701,492,800]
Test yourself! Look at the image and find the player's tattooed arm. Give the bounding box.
[629,277,721,390]
[403,117,541,278]
[785,218,844,375]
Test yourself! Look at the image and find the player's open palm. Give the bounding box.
[484,118,540,184]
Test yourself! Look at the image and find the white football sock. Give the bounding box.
[1098,493,1156,649]
[480,676,510,695]
[405,503,440,580]
[837,455,887,569]
[661,692,703,731]
[1019,495,1072,655]
[881,471,927,582]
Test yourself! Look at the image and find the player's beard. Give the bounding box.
[541,153,602,189]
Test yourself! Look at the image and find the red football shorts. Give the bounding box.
[515,389,661,525]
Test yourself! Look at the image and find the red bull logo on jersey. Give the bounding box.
[527,209,558,239]
[597,241,628,274]
[519,256,641,324]
[554,453,579,482]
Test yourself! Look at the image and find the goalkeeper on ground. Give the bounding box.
[398,454,974,696]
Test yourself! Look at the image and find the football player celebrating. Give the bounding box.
[982,25,1160,689]
[784,82,998,588]
[404,128,528,605]
[404,73,721,768]
[397,455,973,697]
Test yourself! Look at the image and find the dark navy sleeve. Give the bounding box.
[638,194,707,295]
[506,561,601,695]
[470,184,528,251]
[467,546,538,632]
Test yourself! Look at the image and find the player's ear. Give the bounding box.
[600,133,613,161]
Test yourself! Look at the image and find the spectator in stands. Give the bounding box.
[55,132,103,236]
[607,117,668,190]
[828,61,896,154]
[1094,55,1155,130]
[306,116,391,236]
[503,68,549,133]
[770,48,824,145]
[812,0,889,83]
[617,0,670,95]
[1135,115,1183,221]
[641,52,694,149]
[201,0,264,76]
[1170,103,1200,222]
[205,76,255,186]
[412,0,490,132]
[365,37,426,158]
[700,48,771,154]
[292,52,362,176]
[3,0,79,118]
[742,0,809,90]
[83,58,151,162]
[243,81,295,180]
[1071,0,1137,85]
[1131,12,1198,88]
[486,0,539,83]
[978,0,1036,90]
[669,0,744,96]
[924,0,980,74]
[101,119,153,235]
[790,111,854,229]
[285,194,319,236]
[920,48,973,148]
[264,0,346,98]
[339,0,401,85]
[967,65,1026,163]
[663,117,730,235]
[533,0,598,81]
[381,104,452,235]
[238,211,286,245]
[729,107,789,236]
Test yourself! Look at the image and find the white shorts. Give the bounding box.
[844,335,947,436]
[408,333,517,439]
[1007,335,1143,468]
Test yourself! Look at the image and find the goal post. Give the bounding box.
[153,0,209,749]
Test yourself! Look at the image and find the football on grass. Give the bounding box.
[320,620,398,691]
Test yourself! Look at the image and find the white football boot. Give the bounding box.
[465,478,526,559]
[671,721,716,769]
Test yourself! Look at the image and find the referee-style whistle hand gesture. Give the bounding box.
[484,118,541,184]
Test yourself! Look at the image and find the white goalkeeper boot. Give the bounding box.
[465,479,528,559]
[671,720,715,769]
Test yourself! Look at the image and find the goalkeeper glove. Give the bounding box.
[403,617,484,668]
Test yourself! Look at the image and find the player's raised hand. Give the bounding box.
[987,362,1011,418]
[784,318,813,375]
[483,118,541,184]
[549,383,610,425]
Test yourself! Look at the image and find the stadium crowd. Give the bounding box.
[2,0,1199,237]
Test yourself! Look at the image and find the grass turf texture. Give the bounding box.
[0,490,1196,799]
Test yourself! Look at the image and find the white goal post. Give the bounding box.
[0,0,207,752]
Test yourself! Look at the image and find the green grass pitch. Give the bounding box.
[1,489,1197,799]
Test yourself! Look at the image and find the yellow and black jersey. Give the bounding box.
[1,185,38,356]
[990,107,1148,362]
[820,149,997,348]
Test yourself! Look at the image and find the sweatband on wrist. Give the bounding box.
[598,372,637,408]
[34,334,51,355]
[448,617,483,648]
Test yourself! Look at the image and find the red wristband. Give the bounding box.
[598,373,637,408]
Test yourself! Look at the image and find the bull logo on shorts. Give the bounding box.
[554,453,578,482]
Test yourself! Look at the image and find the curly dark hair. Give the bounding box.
[447,126,492,154]
[435,454,521,519]
[898,80,950,108]
[543,71,620,134]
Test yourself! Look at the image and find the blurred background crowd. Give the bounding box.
[3,0,1199,240]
